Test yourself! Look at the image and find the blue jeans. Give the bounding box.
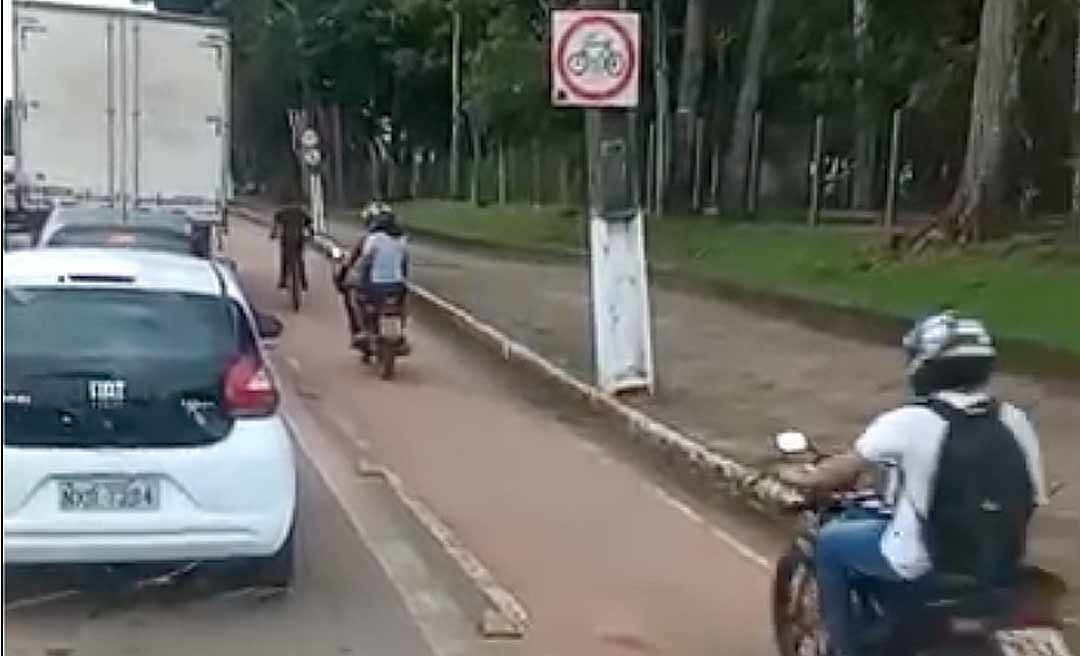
[815,518,906,656]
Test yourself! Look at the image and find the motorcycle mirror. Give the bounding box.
[775,431,811,455]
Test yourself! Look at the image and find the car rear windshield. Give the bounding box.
[3,287,255,448]
[48,225,193,255]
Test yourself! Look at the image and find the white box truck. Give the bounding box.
[8,0,230,227]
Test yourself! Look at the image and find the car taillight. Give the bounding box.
[223,355,279,418]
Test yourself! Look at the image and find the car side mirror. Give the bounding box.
[255,310,284,340]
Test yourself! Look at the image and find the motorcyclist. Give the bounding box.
[270,189,313,291]
[778,311,1047,656]
[335,204,408,348]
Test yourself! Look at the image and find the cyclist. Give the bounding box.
[270,190,313,292]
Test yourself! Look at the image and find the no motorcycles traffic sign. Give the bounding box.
[551,10,640,109]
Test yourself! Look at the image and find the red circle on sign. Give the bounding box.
[555,14,637,102]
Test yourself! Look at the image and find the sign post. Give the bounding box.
[552,8,654,395]
[299,128,326,234]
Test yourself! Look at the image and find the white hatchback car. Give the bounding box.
[3,248,297,587]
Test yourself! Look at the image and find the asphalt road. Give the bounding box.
[3,451,449,656]
[224,219,781,656]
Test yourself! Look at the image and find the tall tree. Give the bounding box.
[672,0,709,204]
[852,0,877,210]
[941,0,1029,242]
[1071,1,1080,238]
[721,0,777,213]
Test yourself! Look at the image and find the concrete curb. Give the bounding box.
[229,204,804,513]
[353,458,529,638]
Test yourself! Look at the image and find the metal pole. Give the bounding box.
[884,107,902,231]
[747,109,764,216]
[808,114,824,227]
[449,7,462,198]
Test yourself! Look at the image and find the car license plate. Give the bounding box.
[380,316,402,338]
[995,628,1074,656]
[58,477,159,512]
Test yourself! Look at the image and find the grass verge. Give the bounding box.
[346,200,1080,357]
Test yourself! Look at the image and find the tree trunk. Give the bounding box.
[852,0,877,210]
[672,0,708,204]
[653,0,670,214]
[1070,3,1080,240]
[939,0,1027,243]
[721,0,776,214]
[449,9,463,198]
[366,140,382,201]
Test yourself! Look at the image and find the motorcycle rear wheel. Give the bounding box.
[378,340,396,380]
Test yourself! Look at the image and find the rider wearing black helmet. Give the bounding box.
[778,311,1047,656]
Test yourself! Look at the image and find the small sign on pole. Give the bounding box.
[551,11,641,109]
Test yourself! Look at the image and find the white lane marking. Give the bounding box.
[648,484,705,525]
[4,589,80,611]
[647,482,772,572]
[286,356,302,373]
[708,525,771,572]
[577,440,616,465]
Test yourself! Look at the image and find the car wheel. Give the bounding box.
[245,523,295,590]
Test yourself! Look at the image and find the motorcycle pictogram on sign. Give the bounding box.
[551,11,640,108]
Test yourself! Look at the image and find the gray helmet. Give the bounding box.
[903,311,996,397]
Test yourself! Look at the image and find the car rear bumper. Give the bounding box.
[4,512,293,564]
[3,418,297,565]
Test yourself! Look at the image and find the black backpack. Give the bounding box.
[922,398,1034,586]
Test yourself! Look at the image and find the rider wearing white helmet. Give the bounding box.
[779,311,1047,656]
[334,202,408,347]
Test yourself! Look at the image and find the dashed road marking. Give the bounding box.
[647,482,772,572]
[4,590,80,612]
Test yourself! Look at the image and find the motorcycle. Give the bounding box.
[331,247,410,380]
[770,431,1073,656]
[356,289,410,380]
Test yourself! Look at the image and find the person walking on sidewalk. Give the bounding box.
[778,311,1047,656]
[270,189,314,292]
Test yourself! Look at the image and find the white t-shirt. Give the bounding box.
[854,391,1047,580]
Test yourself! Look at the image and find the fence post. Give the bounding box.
[559,155,570,206]
[531,137,542,208]
[747,109,764,216]
[808,114,825,227]
[692,116,705,212]
[883,108,902,231]
[498,139,508,205]
[706,137,720,215]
